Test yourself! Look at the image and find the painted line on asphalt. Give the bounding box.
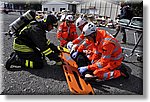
[121,47,142,53]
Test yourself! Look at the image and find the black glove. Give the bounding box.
[47,52,61,62]
[48,43,61,54]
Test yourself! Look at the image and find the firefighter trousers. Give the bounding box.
[15,51,44,69]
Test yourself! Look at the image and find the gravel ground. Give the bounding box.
[1,12,143,95]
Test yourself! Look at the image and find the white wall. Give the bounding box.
[77,0,120,20]
[42,4,68,12]
[42,0,120,20]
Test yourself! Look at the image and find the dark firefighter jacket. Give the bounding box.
[13,22,53,58]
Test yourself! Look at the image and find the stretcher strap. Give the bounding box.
[61,52,78,68]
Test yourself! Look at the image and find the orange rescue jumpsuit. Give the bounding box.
[72,27,101,52]
[74,28,102,62]
[72,34,92,51]
[72,33,95,60]
[87,30,123,80]
[57,21,78,47]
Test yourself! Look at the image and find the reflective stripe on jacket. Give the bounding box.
[57,21,78,46]
[76,39,93,52]
[88,29,123,71]
[72,33,85,44]
[42,48,53,56]
[13,38,34,52]
[13,22,53,58]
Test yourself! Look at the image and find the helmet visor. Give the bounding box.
[83,31,96,37]
[66,20,74,23]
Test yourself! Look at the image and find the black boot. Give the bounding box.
[5,52,22,70]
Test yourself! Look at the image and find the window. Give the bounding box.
[52,8,55,11]
[44,8,48,11]
[60,8,65,12]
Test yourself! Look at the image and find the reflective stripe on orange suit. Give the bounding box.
[71,33,85,50]
[57,21,78,47]
[72,33,85,44]
[90,46,101,62]
[75,32,100,61]
[73,36,95,61]
[75,28,101,52]
[76,39,93,52]
[87,29,123,80]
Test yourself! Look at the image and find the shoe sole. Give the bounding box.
[5,52,16,70]
[84,76,98,82]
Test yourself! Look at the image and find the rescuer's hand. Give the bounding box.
[78,66,88,76]
[67,41,73,51]
[71,51,78,59]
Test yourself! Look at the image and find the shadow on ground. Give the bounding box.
[7,62,66,81]
[90,63,143,95]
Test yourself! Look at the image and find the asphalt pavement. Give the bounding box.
[0,12,143,95]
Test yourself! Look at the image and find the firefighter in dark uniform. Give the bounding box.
[6,15,62,70]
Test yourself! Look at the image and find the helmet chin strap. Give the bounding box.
[93,33,96,43]
[91,32,96,43]
[66,21,70,26]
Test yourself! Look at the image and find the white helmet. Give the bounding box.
[76,15,87,27]
[66,15,74,22]
[82,22,97,37]
[60,14,66,22]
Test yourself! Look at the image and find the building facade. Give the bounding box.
[42,1,68,12]
[42,0,121,20]
[42,1,79,14]
[77,0,120,20]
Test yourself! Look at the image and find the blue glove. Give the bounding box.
[78,66,88,75]
[71,51,78,59]
[67,41,73,51]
